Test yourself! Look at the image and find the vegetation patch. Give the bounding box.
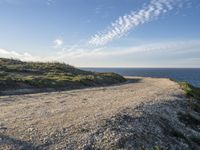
[0,58,126,94]
[190,135,200,145]
[179,82,200,100]
[179,82,200,113]
[177,82,200,148]
[178,112,200,132]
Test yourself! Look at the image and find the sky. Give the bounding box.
[0,0,200,67]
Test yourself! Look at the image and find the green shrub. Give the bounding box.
[179,82,200,100]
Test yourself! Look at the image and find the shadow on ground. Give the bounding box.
[0,134,38,150]
[0,78,142,98]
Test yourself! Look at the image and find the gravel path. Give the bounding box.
[0,77,199,150]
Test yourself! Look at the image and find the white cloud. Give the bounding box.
[51,40,200,59]
[1,40,199,67]
[0,48,44,61]
[89,0,184,46]
[53,38,63,48]
[101,40,200,56]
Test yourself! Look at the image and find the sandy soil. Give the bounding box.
[0,77,199,150]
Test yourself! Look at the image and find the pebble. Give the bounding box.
[28,127,34,132]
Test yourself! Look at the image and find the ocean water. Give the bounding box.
[82,68,200,87]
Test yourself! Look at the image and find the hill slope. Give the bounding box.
[0,58,126,95]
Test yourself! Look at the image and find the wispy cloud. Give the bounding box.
[0,48,41,61]
[95,6,102,14]
[51,40,200,58]
[89,0,183,46]
[46,0,55,5]
[1,40,200,67]
[95,40,200,56]
[53,38,63,48]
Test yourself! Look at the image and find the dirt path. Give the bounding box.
[0,77,199,149]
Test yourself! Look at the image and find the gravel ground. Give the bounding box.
[0,77,199,150]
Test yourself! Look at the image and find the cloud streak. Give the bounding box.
[89,0,182,46]
[1,40,200,67]
[96,40,200,56]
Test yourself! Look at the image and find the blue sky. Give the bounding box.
[0,0,200,67]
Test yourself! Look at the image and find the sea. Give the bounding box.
[82,68,200,87]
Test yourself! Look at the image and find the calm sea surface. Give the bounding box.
[82,68,200,87]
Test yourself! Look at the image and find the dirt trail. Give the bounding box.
[0,77,199,150]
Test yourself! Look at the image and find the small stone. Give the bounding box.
[28,128,34,132]
[62,128,68,133]
[43,137,48,143]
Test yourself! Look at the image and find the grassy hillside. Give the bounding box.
[179,82,200,100]
[0,58,126,93]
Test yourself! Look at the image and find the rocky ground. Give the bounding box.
[0,77,200,150]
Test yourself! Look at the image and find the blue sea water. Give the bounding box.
[82,68,200,87]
